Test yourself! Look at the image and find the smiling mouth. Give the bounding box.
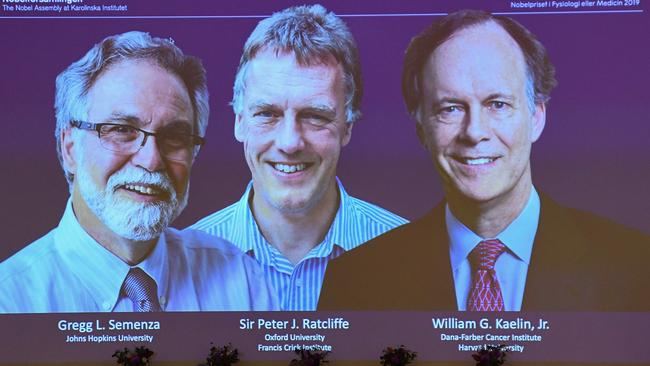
[457,157,498,165]
[121,183,167,196]
[271,163,309,174]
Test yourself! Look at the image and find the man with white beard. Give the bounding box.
[0,31,278,313]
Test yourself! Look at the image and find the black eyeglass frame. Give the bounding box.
[70,120,205,158]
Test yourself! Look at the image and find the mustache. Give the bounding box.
[106,168,176,198]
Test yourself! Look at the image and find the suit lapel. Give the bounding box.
[410,203,457,309]
[522,193,593,310]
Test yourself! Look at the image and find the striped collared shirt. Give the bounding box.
[191,179,408,310]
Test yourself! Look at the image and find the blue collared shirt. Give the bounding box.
[0,200,279,313]
[191,179,408,310]
[447,187,540,311]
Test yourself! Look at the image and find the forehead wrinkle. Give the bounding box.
[303,104,336,113]
[465,22,528,86]
[88,59,194,129]
[428,24,527,102]
[483,93,516,102]
[246,49,343,92]
[259,46,340,71]
[141,87,194,125]
[247,101,277,111]
[105,112,143,124]
[105,105,192,129]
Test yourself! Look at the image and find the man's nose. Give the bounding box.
[275,116,306,154]
[461,108,491,144]
[131,134,165,172]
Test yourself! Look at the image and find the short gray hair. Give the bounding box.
[54,31,209,187]
[232,4,362,123]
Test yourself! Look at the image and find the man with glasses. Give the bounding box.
[0,31,278,313]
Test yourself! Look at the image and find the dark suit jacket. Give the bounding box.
[318,193,650,311]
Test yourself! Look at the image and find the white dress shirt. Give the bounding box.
[0,199,279,313]
[447,188,540,311]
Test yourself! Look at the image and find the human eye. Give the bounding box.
[100,124,139,141]
[252,109,280,124]
[254,110,274,118]
[162,132,193,149]
[298,106,336,127]
[434,104,464,123]
[157,123,194,148]
[302,112,333,127]
[440,105,461,113]
[488,100,509,110]
[109,124,136,133]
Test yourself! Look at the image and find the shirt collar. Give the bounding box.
[230,181,270,254]
[138,231,169,306]
[326,178,356,251]
[237,178,351,267]
[54,198,168,310]
[447,187,540,271]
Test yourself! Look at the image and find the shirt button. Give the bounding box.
[102,302,111,310]
[295,278,302,287]
[160,296,166,305]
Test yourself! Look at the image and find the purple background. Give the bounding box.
[1,1,648,261]
[0,1,649,364]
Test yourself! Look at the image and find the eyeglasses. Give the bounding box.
[70,120,205,162]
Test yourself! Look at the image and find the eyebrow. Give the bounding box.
[430,93,517,108]
[430,97,467,110]
[105,113,142,125]
[105,113,193,130]
[300,105,337,119]
[247,102,338,118]
[482,93,516,103]
[247,101,277,112]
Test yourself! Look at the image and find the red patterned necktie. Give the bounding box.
[121,267,162,312]
[467,239,506,311]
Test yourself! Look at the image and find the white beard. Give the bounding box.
[75,159,188,241]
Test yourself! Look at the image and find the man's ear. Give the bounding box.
[531,102,546,143]
[61,128,78,175]
[341,122,354,147]
[234,114,245,142]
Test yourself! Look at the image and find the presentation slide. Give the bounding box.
[1,0,648,365]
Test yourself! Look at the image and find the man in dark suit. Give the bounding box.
[318,10,650,311]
